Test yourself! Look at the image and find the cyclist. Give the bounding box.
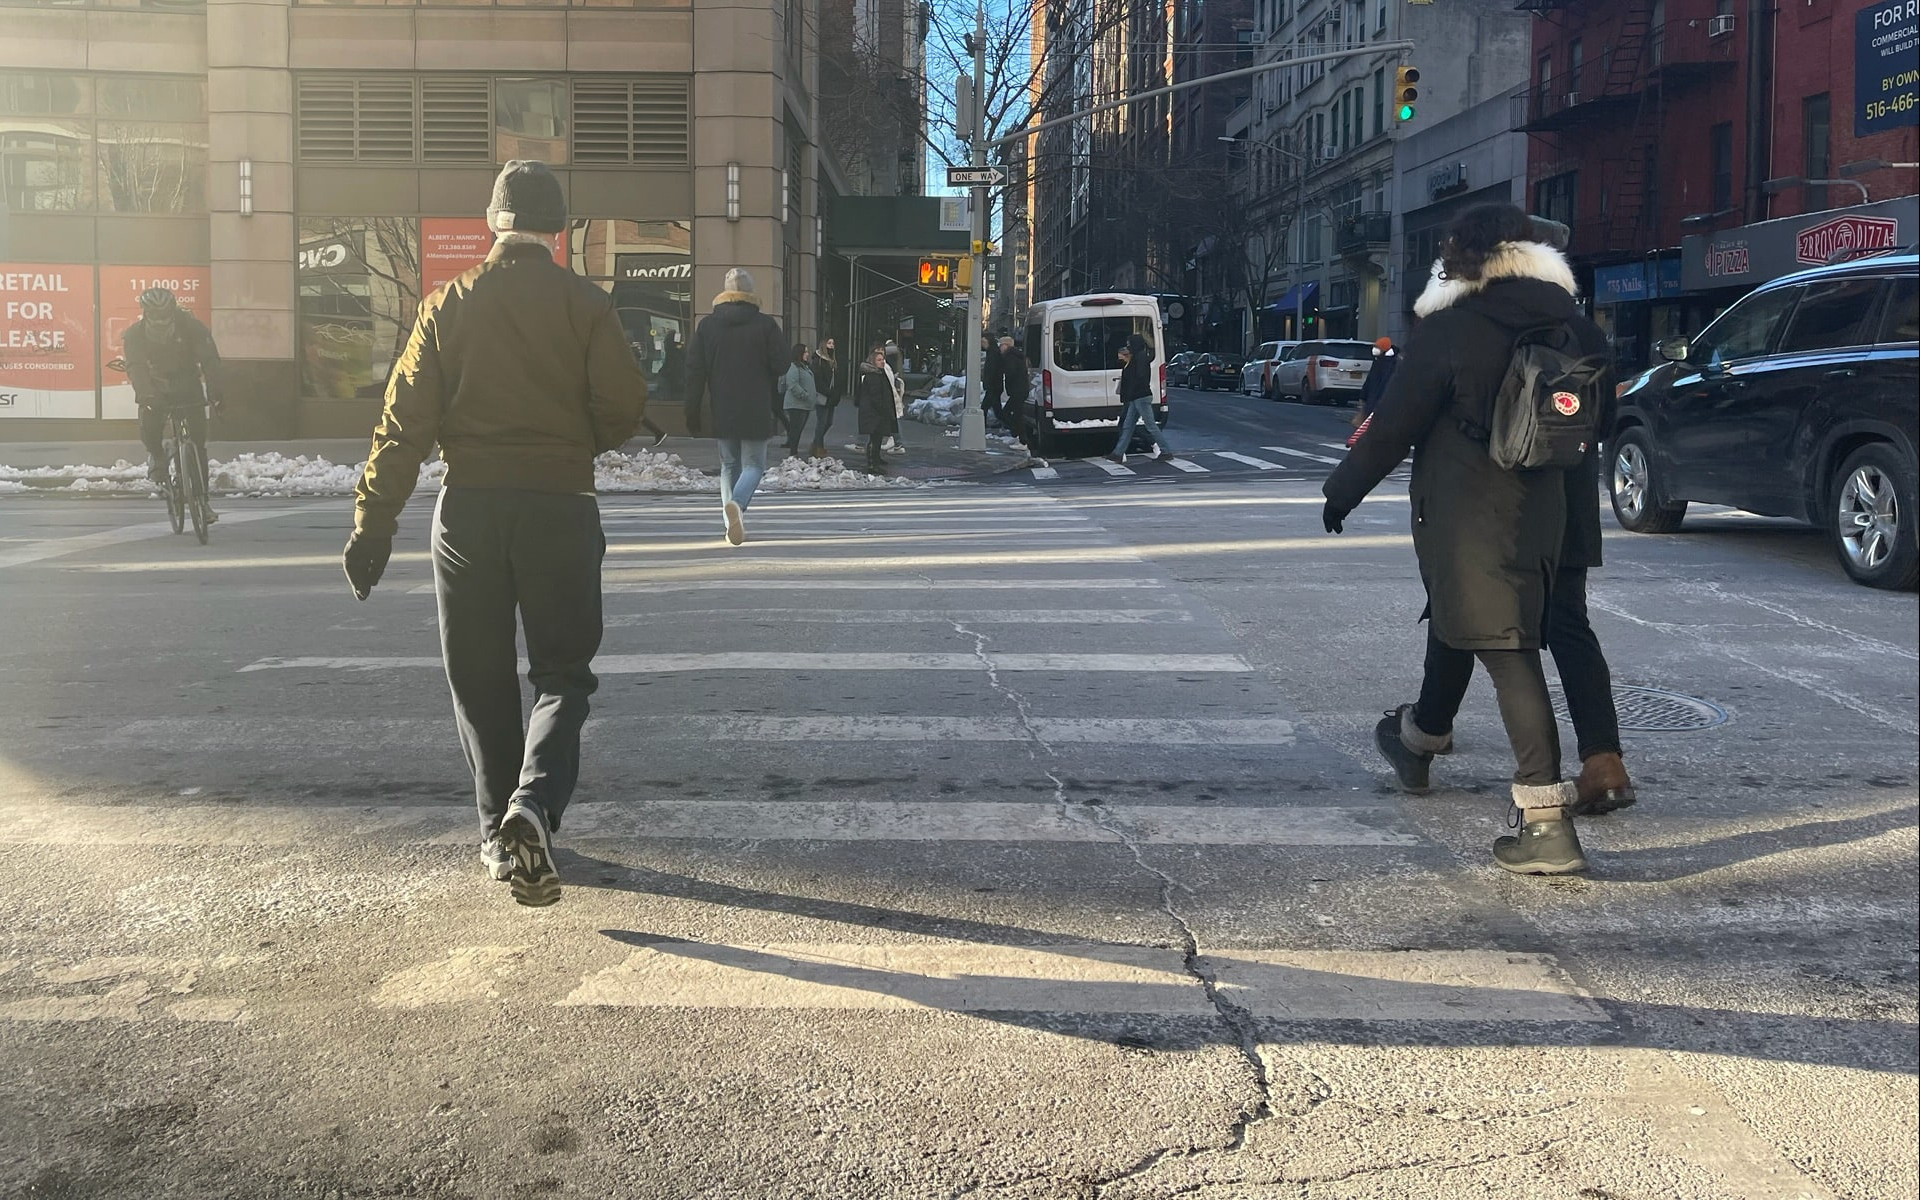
[125,286,222,524]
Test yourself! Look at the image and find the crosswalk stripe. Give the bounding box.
[556,944,1606,1020]
[89,714,1285,748]
[0,799,1415,847]
[1084,457,1136,476]
[1029,465,1059,480]
[238,652,1255,674]
[604,608,1194,625]
[1262,445,1345,466]
[1211,451,1288,471]
[1164,457,1209,473]
[409,577,1170,595]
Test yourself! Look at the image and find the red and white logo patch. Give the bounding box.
[1551,390,1581,416]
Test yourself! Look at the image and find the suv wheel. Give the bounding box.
[1608,429,1687,533]
[1830,443,1919,590]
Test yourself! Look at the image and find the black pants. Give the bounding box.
[865,431,885,471]
[1546,568,1621,760]
[808,401,835,451]
[782,409,810,456]
[431,487,605,840]
[1412,626,1562,786]
[139,404,208,485]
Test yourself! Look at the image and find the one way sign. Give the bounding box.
[946,166,1006,188]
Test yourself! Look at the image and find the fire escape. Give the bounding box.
[1515,0,1737,260]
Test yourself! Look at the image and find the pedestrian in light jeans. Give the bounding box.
[685,266,787,546]
[1108,334,1175,463]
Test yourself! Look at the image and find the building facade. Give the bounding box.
[1516,0,1919,372]
[0,0,834,440]
[1221,0,1529,348]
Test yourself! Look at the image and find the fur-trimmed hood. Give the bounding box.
[711,289,761,309]
[1412,240,1579,319]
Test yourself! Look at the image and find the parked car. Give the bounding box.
[1270,340,1374,404]
[1609,253,1917,589]
[1242,339,1303,398]
[1189,353,1244,391]
[1165,351,1200,388]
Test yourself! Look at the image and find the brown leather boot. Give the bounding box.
[1574,752,1637,816]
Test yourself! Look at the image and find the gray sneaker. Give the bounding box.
[496,800,561,907]
[479,837,513,882]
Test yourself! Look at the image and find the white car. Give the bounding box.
[1241,339,1303,399]
[1270,339,1375,405]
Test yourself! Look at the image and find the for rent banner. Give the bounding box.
[421,218,567,295]
[99,266,213,420]
[1857,0,1920,135]
[0,265,97,420]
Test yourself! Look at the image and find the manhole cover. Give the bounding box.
[1547,684,1728,733]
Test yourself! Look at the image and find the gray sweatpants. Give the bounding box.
[431,487,605,839]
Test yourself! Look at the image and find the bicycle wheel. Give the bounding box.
[165,435,186,534]
[183,438,209,544]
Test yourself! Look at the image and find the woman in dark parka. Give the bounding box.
[1322,203,1611,876]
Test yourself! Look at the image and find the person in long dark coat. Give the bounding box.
[999,335,1031,437]
[1322,203,1610,876]
[854,345,895,473]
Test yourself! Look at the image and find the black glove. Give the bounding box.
[342,532,392,601]
[1322,499,1349,535]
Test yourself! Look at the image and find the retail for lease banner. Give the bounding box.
[1857,0,1920,135]
[0,265,97,420]
[99,265,213,420]
[421,218,567,295]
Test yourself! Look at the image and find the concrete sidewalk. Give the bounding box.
[0,414,1033,486]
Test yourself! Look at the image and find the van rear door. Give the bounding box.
[1048,311,1157,415]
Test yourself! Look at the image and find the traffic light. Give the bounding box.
[917,258,955,288]
[953,256,973,290]
[1393,66,1420,123]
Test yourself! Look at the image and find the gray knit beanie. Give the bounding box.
[486,160,567,234]
[724,267,756,295]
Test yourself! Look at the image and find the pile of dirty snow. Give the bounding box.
[593,449,711,492]
[905,374,967,426]
[764,454,920,490]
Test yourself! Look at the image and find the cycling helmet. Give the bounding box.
[138,286,178,313]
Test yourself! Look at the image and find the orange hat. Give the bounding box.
[1374,336,1393,352]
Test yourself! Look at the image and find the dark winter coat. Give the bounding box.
[1001,345,1031,401]
[124,312,221,407]
[1356,350,1396,417]
[811,350,839,401]
[1117,334,1154,403]
[982,343,1005,399]
[684,292,787,440]
[355,240,647,538]
[1324,241,1609,650]
[854,362,895,436]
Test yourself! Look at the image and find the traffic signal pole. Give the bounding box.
[959,0,989,452]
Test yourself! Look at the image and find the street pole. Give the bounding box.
[959,0,988,452]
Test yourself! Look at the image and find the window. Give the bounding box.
[96,121,205,212]
[0,71,203,214]
[1568,38,1583,91]
[493,78,566,164]
[1695,286,1797,362]
[1802,93,1830,212]
[1775,279,1881,353]
[1372,68,1383,137]
[1878,276,1918,343]
[1709,122,1733,212]
[297,217,421,399]
[1533,171,1576,227]
[1049,315,1152,372]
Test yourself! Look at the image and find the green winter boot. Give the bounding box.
[1492,781,1588,875]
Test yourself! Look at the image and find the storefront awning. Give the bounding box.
[1265,280,1319,312]
[1680,195,1917,293]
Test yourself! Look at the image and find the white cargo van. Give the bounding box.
[1019,293,1167,456]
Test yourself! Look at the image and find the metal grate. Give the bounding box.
[297,77,415,162]
[421,78,491,163]
[571,77,689,166]
[1549,684,1728,733]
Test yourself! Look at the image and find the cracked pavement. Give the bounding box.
[1,464,1914,1199]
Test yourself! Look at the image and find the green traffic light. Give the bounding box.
[1397,104,1416,121]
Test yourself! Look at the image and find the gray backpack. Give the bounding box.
[1482,323,1608,470]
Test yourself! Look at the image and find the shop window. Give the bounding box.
[96,121,205,213]
[589,220,693,402]
[297,217,421,399]
[1,126,93,212]
[493,78,567,164]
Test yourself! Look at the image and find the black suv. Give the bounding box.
[1610,253,1918,589]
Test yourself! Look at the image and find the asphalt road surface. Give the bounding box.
[1,457,1915,1198]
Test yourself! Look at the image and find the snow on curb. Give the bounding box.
[0,448,921,496]
[905,374,967,427]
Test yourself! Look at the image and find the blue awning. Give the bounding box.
[1265,280,1319,312]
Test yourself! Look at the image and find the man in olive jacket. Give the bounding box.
[343,160,647,907]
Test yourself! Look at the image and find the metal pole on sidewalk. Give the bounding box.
[958,0,988,452]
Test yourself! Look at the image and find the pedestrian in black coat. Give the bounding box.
[807,338,839,457]
[854,346,895,472]
[1322,203,1611,876]
[999,337,1031,435]
[980,334,1006,425]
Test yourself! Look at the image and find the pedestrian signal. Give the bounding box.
[917,258,957,288]
[1394,66,1420,122]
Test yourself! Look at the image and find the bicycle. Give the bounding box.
[156,404,210,544]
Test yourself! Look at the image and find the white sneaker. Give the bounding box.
[723,499,745,546]
[885,444,907,457]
